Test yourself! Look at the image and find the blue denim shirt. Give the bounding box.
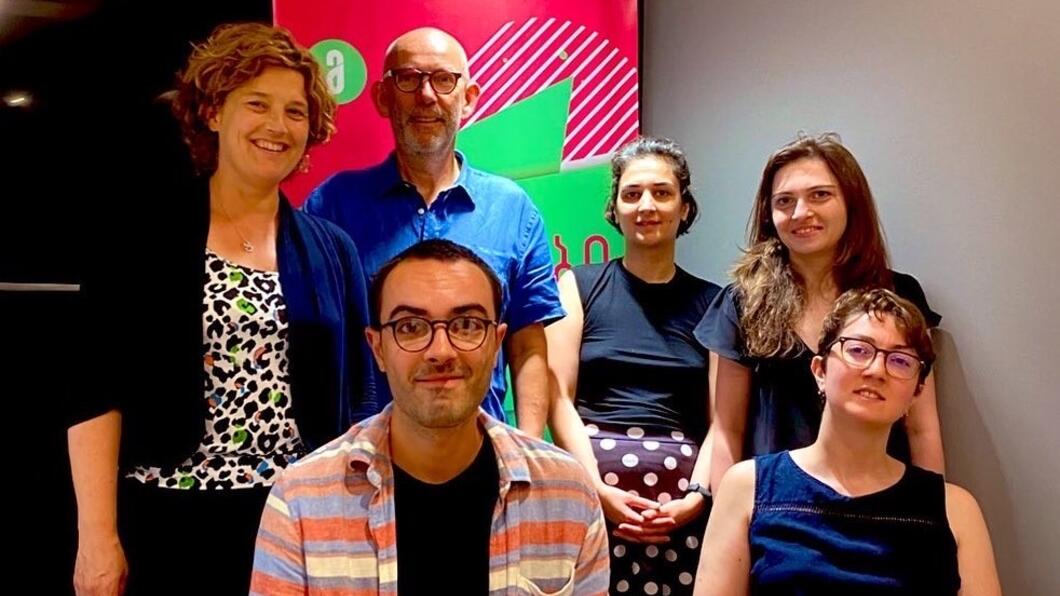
[304,152,564,421]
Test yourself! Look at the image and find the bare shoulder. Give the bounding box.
[944,482,985,541]
[716,460,757,513]
[723,460,757,489]
[945,483,981,514]
[554,269,583,316]
[556,269,579,294]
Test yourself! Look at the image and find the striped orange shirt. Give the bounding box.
[251,404,609,595]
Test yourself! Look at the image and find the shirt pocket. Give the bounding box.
[516,561,575,596]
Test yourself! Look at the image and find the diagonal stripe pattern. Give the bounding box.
[465,19,639,164]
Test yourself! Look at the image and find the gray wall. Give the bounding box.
[642,0,1060,592]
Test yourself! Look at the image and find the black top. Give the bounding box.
[750,451,959,595]
[393,436,500,596]
[694,271,941,460]
[71,177,378,469]
[573,259,721,441]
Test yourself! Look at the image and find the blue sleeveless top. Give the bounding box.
[750,452,960,595]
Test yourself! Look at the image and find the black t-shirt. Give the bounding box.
[393,436,500,596]
[573,259,721,441]
[694,271,941,460]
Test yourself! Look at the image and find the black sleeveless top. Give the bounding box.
[694,271,941,460]
[750,452,960,595]
[573,259,721,441]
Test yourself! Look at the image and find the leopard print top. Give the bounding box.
[128,250,305,490]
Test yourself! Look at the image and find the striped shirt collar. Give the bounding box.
[345,403,532,491]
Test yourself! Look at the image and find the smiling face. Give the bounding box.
[614,155,689,248]
[208,66,309,187]
[770,157,849,262]
[371,28,480,159]
[366,257,507,431]
[812,312,922,427]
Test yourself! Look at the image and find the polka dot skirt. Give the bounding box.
[586,423,709,595]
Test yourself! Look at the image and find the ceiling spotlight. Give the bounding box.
[4,92,33,108]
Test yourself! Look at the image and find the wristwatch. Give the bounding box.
[686,482,711,499]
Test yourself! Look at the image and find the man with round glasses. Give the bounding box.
[252,240,609,595]
[305,27,562,438]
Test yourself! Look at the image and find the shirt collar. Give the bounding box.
[380,150,477,206]
[346,403,531,489]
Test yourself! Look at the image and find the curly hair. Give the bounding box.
[732,132,892,357]
[171,22,337,174]
[818,288,935,384]
[604,136,700,236]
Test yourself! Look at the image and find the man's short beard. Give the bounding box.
[393,121,457,158]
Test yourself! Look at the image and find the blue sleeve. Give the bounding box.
[694,284,753,366]
[302,177,333,220]
[505,206,565,331]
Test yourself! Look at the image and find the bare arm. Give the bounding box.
[546,272,596,474]
[694,460,755,596]
[68,410,126,596]
[651,352,719,533]
[906,370,946,474]
[710,355,752,494]
[507,322,550,438]
[946,483,1002,596]
[546,271,659,528]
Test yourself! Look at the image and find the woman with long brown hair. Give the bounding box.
[697,133,944,494]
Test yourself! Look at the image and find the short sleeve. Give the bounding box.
[694,284,752,366]
[505,207,565,331]
[892,271,942,328]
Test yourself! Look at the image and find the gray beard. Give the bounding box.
[394,122,457,158]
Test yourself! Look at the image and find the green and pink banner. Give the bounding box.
[275,0,639,276]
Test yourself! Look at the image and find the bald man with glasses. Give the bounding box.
[305,27,562,438]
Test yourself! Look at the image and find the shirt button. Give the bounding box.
[417,207,425,215]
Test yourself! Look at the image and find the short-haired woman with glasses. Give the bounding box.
[695,289,1001,595]
[547,137,720,595]
[696,133,946,497]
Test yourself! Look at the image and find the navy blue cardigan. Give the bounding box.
[74,177,379,467]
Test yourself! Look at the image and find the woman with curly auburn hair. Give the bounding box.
[67,23,377,595]
[696,289,1000,595]
[696,133,945,496]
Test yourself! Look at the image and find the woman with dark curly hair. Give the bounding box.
[697,133,945,496]
[547,137,721,595]
[67,23,376,595]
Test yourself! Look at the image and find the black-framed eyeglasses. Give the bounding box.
[824,337,924,380]
[384,68,463,95]
[379,315,496,352]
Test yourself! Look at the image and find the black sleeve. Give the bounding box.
[693,284,752,366]
[892,271,942,327]
[68,198,127,428]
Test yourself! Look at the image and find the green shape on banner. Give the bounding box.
[500,164,625,429]
[457,78,572,179]
[517,164,625,268]
[311,39,367,104]
[455,78,624,438]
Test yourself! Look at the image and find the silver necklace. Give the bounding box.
[217,198,255,253]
